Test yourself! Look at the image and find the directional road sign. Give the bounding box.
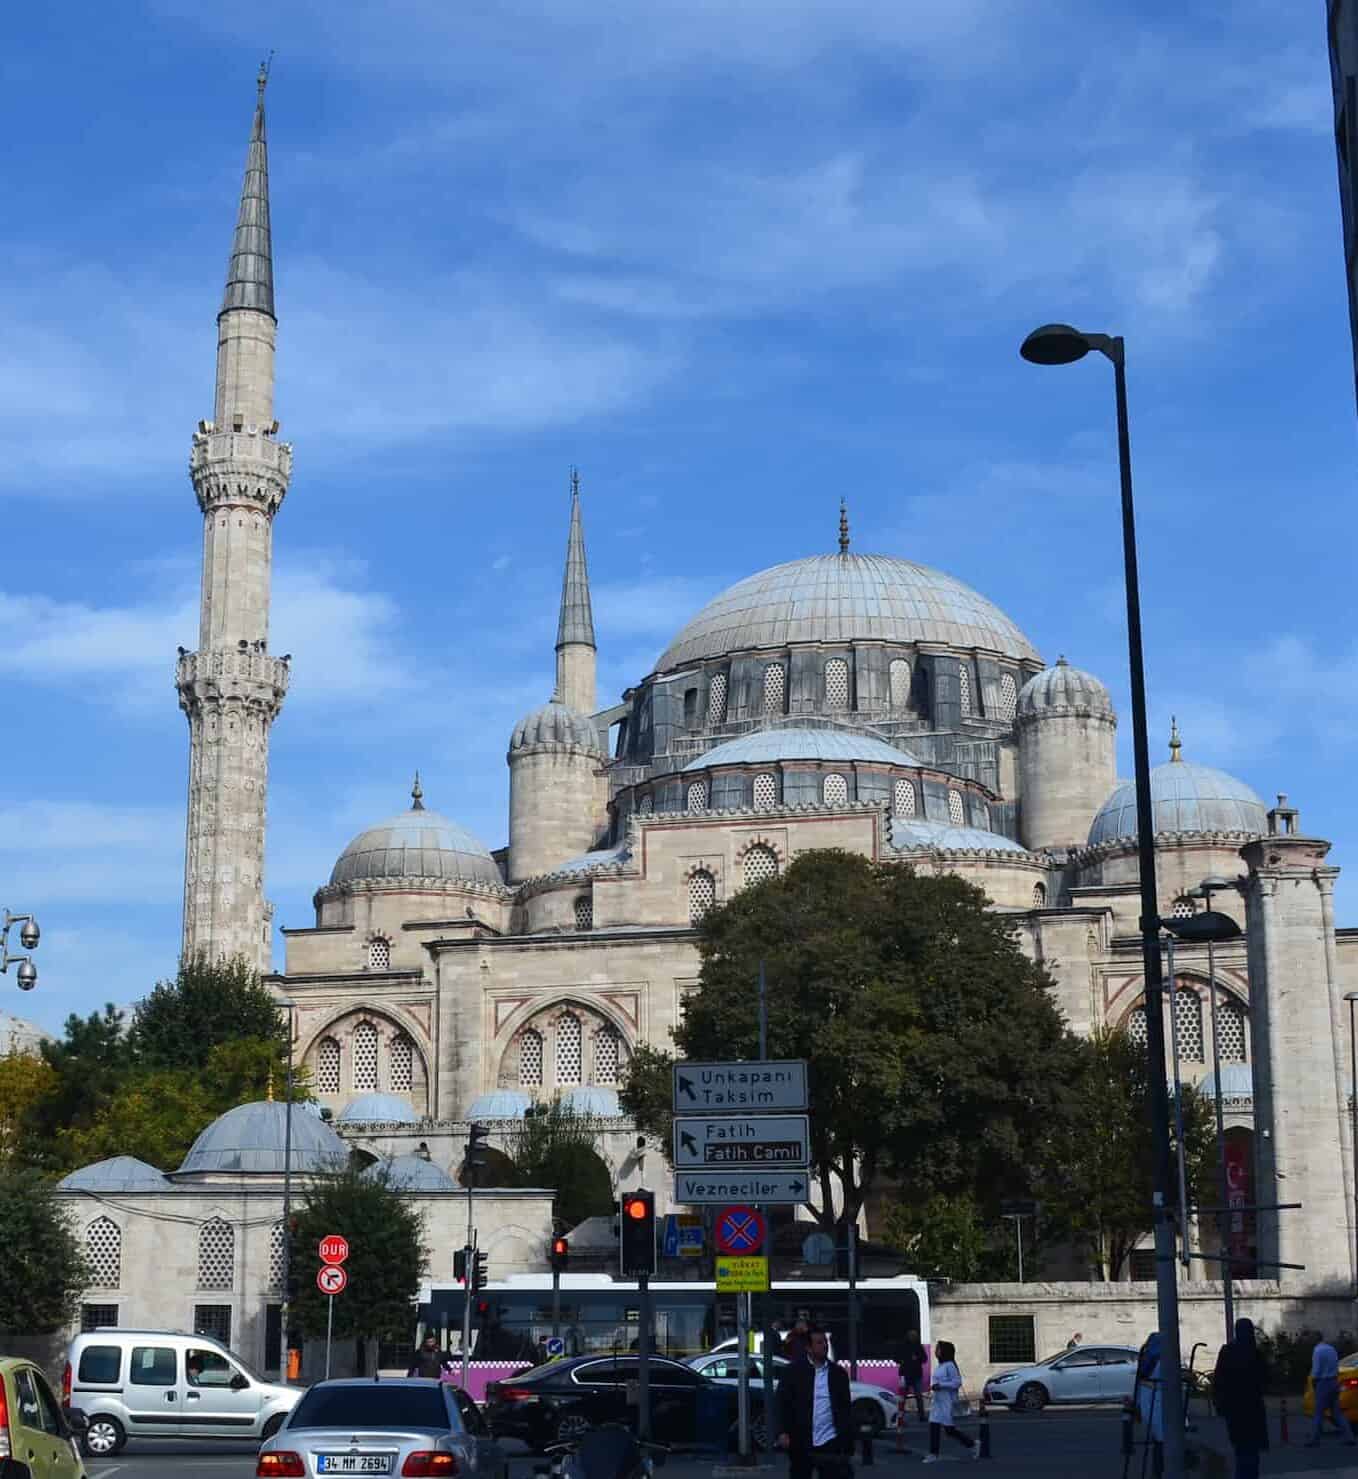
[317,1264,348,1295]
[673,1060,807,1111]
[319,1234,350,1266]
[674,1171,811,1204]
[715,1206,766,1255]
[673,1114,810,1168]
[546,1337,565,1358]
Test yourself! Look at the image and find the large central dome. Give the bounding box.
[655,554,1039,673]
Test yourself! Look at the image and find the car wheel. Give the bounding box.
[554,1411,592,1444]
[851,1398,885,1437]
[1014,1383,1048,1413]
[81,1414,126,1457]
[262,1413,286,1440]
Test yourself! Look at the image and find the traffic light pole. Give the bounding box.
[638,1271,652,1442]
[460,1231,477,1388]
[552,1265,561,1340]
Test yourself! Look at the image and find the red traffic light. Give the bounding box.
[624,1198,648,1220]
[552,1237,569,1256]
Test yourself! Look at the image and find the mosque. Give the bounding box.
[150,71,1358,1311]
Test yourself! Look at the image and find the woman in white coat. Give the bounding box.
[924,1340,978,1463]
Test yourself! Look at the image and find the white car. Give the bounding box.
[685,1352,899,1436]
[982,1344,1141,1411]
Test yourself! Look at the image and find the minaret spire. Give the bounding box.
[221,63,275,321]
[554,467,597,713]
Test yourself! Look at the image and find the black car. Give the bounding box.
[484,1355,756,1450]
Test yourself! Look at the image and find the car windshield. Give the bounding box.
[291,1386,451,1431]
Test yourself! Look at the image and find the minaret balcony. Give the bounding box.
[190,427,292,515]
[176,648,291,710]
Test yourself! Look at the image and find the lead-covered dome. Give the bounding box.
[1017,658,1114,720]
[61,1156,171,1193]
[176,1101,348,1176]
[656,553,1040,673]
[330,779,500,888]
[335,1093,419,1125]
[683,727,924,771]
[510,701,603,755]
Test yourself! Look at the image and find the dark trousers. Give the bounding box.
[1232,1446,1261,1479]
[929,1423,974,1455]
[900,1378,926,1421]
[789,1442,851,1479]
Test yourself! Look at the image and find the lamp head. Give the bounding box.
[1020,323,1092,366]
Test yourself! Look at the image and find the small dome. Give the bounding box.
[889,817,1029,854]
[466,1090,535,1119]
[1203,1063,1253,1098]
[330,779,500,889]
[364,1154,459,1192]
[1017,658,1114,720]
[335,1093,419,1125]
[510,702,603,756]
[177,1101,348,1176]
[560,1086,622,1117]
[683,727,923,772]
[60,1156,171,1193]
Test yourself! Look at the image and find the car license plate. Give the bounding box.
[318,1455,393,1474]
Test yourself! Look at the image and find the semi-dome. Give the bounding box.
[1017,658,1114,720]
[329,778,501,889]
[684,727,924,771]
[656,553,1040,673]
[1203,1063,1253,1098]
[510,701,603,755]
[335,1093,419,1125]
[1087,728,1267,847]
[364,1154,459,1192]
[177,1101,348,1176]
[889,817,1029,854]
[560,1086,623,1117]
[60,1156,171,1193]
[466,1090,535,1119]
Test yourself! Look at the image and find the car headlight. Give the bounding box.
[988,1375,1017,1385]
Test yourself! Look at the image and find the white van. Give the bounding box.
[63,1329,300,1457]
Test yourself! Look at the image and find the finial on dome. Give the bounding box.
[1056,655,1068,667]
[838,499,850,555]
[570,465,580,500]
[411,771,425,810]
[266,1067,274,1102]
[257,53,272,99]
[1169,716,1183,763]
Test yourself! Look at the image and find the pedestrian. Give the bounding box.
[1212,1318,1269,1479]
[1135,1333,1165,1477]
[924,1340,978,1464]
[898,1329,927,1423]
[1305,1334,1357,1448]
[783,1314,813,1364]
[407,1332,456,1380]
[775,1325,853,1479]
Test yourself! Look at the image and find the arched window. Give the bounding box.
[317,1037,341,1094]
[197,1218,235,1291]
[893,779,916,817]
[574,896,594,931]
[86,1217,121,1288]
[268,1221,285,1291]
[889,659,911,710]
[1033,883,1047,908]
[824,659,849,709]
[687,780,708,813]
[556,1014,583,1085]
[752,773,778,809]
[959,665,973,716]
[638,794,653,816]
[389,1035,414,1093]
[707,672,729,725]
[999,673,1018,721]
[689,869,716,923]
[743,845,779,888]
[352,1022,379,1091]
[1215,999,1248,1063]
[1171,897,1195,919]
[763,663,786,715]
[1174,989,1204,1062]
[1126,1007,1149,1047]
[948,789,965,826]
[823,774,848,805]
[519,1029,544,1089]
[367,937,390,970]
[595,1025,623,1086]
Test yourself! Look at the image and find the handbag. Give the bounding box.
[952,1390,972,1419]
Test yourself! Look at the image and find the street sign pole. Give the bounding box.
[737,1290,750,1460]
[325,1294,334,1380]
[846,1223,858,1379]
[460,1231,477,1389]
[757,964,775,1454]
[551,1262,561,1341]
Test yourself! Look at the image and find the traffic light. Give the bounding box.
[454,1248,469,1285]
[472,1250,488,1291]
[464,1122,491,1187]
[550,1236,569,1273]
[619,1189,656,1278]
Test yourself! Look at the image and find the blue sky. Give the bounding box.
[3,1,1354,1034]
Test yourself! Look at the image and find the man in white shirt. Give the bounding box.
[776,1327,853,1479]
[1306,1337,1357,1447]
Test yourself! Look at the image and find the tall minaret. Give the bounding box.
[177,66,292,969]
[554,467,597,714]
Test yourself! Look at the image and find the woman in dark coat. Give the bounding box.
[1213,1318,1269,1479]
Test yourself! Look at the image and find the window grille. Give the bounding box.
[687,780,708,813]
[197,1219,235,1291]
[317,1037,341,1094]
[988,1315,1036,1364]
[823,774,848,805]
[574,896,594,931]
[752,773,778,809]
[389,1035,414,1092]
[595,1026,622,1085]
[86,1217,121,1288]
[889,659,911,710]
[689,870,716,923]
[959,665,973,716]
[1126,1007,1148,1047]
[519,1029,544,1088]
[81,1304,118,1333]
[999,673,1018,721]
[893,779,916,817]
[1175,989,1204,1062]
[638,794,653,816]
[1129,1249,1158,1281]
[824,659,850,709]
[556,1014,583,1085]
[1215,999,1247,1063]
[352,1022,379,1091]
[707,673,728,725]
[268,1221,285,1291]
[1033,883,1047,908]
[194,1305,232,1345]
[743,845,779,888]
[948,790,965,826]
[1171,897,1195,919]
[367,937,390,970]
[763,663,786,715]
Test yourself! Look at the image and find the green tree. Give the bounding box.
[879,1193,990,1282]
[0,1170,90,1333]
[507,1101,615,1230]
[288,1166,426,1359]
[620,850,1084,1231]
[131,954,285,1070]
[24,1005,129,1169]
[0,1050,57,1169]
[1035,1028,1217,1278]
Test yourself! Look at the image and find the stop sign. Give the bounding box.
[319,1234,350,1266]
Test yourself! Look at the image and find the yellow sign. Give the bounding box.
[715,1255,770,1292]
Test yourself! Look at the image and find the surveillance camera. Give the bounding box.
[16,959,36,990]
[18,920,39,951]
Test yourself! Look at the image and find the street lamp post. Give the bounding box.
[1345,992,1358,1295]
[1,911,40,991]
[277,997,297,1379]
[1021,324,1186,1475]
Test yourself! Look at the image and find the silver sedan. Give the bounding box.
[982,1345,1141,1412]
[256,1377,509,1478]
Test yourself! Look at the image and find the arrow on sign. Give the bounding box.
[680,1129,699,1157]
